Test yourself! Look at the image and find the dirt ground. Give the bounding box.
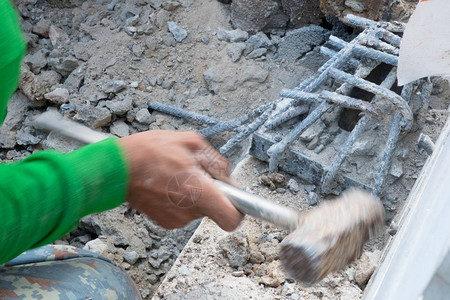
[5,0,450,299]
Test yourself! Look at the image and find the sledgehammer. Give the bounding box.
[34,110,385,284]
[217,181,384,284]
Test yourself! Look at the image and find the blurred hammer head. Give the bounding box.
[280,189,385,284]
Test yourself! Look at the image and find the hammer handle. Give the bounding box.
[214,180,299,231]
[35,111,300,231]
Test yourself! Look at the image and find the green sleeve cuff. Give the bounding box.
[64,137,129,216]
[0,138,129,263]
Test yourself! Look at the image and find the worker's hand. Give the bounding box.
[118,130,243,231]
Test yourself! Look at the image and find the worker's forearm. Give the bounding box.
[0,138,129,264]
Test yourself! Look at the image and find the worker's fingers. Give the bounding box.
[196,174,243,231]
[177,131,211,152]
[194,146,230,180]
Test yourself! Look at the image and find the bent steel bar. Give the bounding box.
[264,105,309,130]
[327,67,413,129]
[320,91,381,116]
[344,13,405,33]
[321,64,402,193]
[220,105,274,155]
[148,102,219,125]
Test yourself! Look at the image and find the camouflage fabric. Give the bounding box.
[0,245,141,299]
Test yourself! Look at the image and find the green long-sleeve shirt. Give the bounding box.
[0,0,129,264]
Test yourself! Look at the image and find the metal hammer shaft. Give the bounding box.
[34,111,299,231]
[214,180,299,231]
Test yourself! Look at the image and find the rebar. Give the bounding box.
[321,63,401,193]
[328,67,413,128]
[267,101,331,172]
[199,114,249,136]
[320,91,381,116]
[264,105,309,129]
[361,35,399,55]
[328,36,398,66]
[345,13,405,33]
[219,105,274,155]
[279,90,321,103]
[329,34,399,58]
[148,102,219,125]
[199,102,272,136]
[336,59,380,95]
[320,46,360,67]
[372,82,414,195]
[271,30,369,122]
[373,113,402,195]
[352,44,398,66]
[321,115,369,193]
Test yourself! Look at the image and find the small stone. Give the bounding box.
[226,43,246,62]
[300,120,325,142]
[216,28,248,42]
[307,136,319,150]
[106,98,133,115]
[32,18,51,37]
[308,192,319,206]
[19,64,46,106]
[389,159,403,178]
[162,1,181,11]
[148,274,158,285]
[135,109,155,125]
[75,106,112,128]
[388,221,398,236]
[64,66,85,92]
[355,250,381,286]
[131,43,146,57]
[259,261,285,287]
[345,0,366,13]
[246,48,267,59]
[304,184,316,193]
[167,21,187,42]
[48,55,79,77]
[417,133,435,155]
[255,263,267,277]
[232,270,244,277]
[16,127,40,145]
[249,251,265,264]
[259,175,275,190]
[162,79,176,89]
[102,80,127,94]
[219,232,249,269]
[110,120,130,137]
[203,67,222,94]
[314,144,325,154]
[258,239,279,262]
[24,49,48,73]
[350,139,374,156]
[276,188,286,194]
[141,289,150,299]
[269,172,285,184]
[244,32,272,56]
[83,238,108,254]
[123,251,140,265]
[287,179,300,193]
[163,32,176,47]
[44,87,69,105]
